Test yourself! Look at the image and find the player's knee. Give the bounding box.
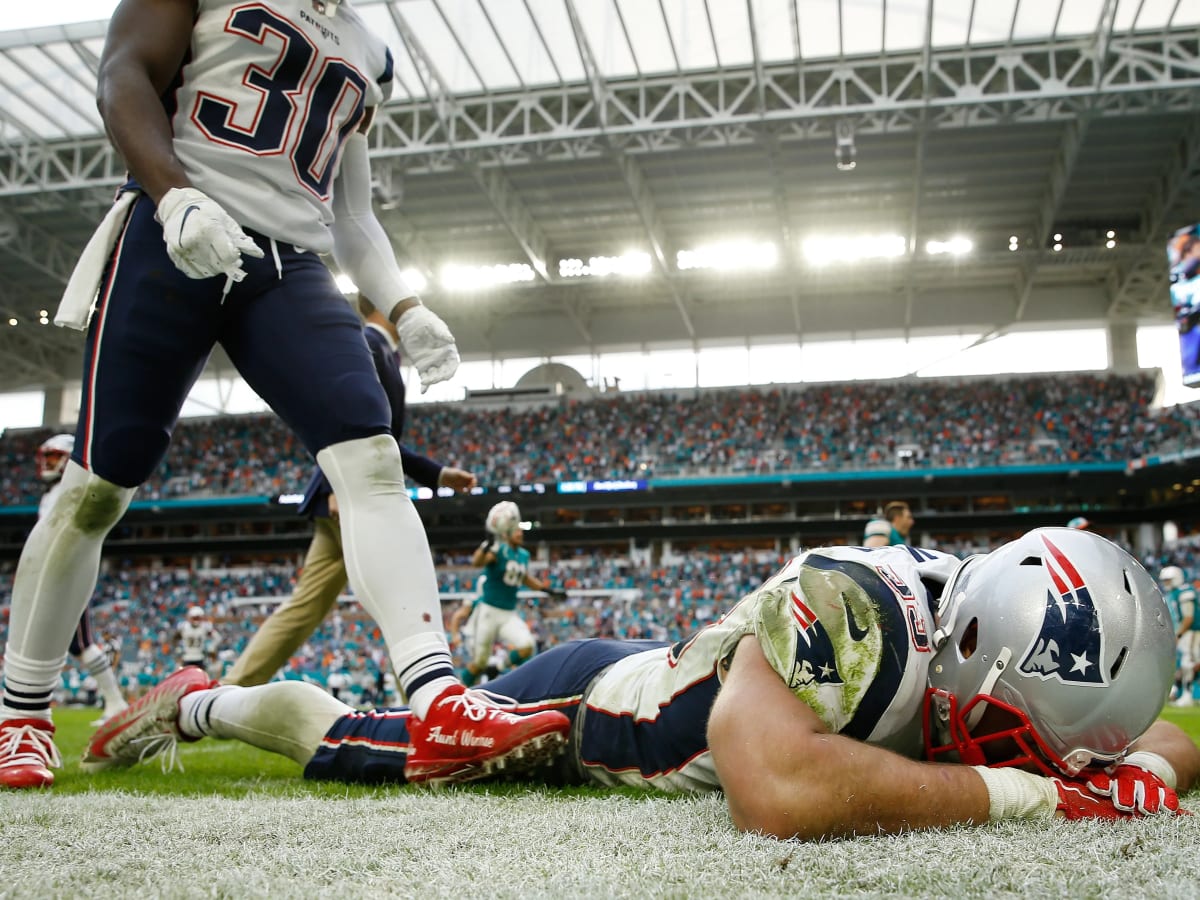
[51,464,136,536]
[316,434,404,499]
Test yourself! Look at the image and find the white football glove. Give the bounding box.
[395,304,460,392]
[155,187,264,281]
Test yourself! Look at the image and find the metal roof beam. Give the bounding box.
[565,0,694,341]
[0,207,76,283]
[389,5,551,284]
[3,32,1200,193]
[1014,117,1088,320]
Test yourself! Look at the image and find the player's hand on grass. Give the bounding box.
[156,187,263,281]
[1084,764,1183,817]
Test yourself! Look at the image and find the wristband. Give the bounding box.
[1122,751,1178,789]
[971,766,1058,822]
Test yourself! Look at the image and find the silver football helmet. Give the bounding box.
[924,527,1175,776]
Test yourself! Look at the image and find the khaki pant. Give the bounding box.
[224,517,347,686]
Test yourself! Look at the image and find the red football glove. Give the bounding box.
[1052,778,1132,821]
[1085,764,1182,817]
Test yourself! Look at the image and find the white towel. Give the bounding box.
[54,191,139,331]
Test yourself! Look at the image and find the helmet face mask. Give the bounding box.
[925,528,1176,776]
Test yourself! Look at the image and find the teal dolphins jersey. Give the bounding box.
[863,518,906,546]
[480,542,531,611]
[1167,584,1197,632]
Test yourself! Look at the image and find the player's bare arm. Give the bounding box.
[96,0,196,203]
[472,543,496,567]
[1129,720,1200,791]
[708,633,991,840]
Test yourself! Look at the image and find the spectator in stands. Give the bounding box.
[863,501,915,547]
[223,299,476,687]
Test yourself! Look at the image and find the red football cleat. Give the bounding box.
[404,684,570,785]
[81,666,214,773]
[0,718,60,789]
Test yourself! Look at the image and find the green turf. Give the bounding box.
[3,705,1198,899]
[45,703,1200,799]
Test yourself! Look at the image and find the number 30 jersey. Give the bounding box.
[168,0,394,252]
[581,545,960,791]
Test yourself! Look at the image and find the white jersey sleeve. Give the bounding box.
[169,0,394,252]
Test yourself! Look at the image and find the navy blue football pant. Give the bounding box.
[304,639,665,785]
[74,192,390,487]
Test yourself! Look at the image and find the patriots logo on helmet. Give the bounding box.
[1018,535,1106,686]
[786,591,844,688]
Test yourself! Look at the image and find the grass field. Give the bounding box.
[2,706,1199,898]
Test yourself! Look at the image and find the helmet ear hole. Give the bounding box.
[959,618,979,659]
[1110,646,1129,680]
[1122,569,1132,594]
[1019,556,1041,566]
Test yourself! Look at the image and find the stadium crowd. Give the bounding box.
[3,373,1198,505]
[2,534,1196,707]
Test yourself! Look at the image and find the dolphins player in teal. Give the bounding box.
[86,528,1200,839]
[455,502,564,686]
[1161,566,1198,705]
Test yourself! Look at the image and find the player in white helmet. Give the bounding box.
[1160,566,1198,706]
[175,607,218,674]
[0,0,568,790]
[33,435,129,728]
[450,501,565,686]
[85,528,1199,840]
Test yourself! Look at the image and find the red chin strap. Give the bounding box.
[923,688,1072,778]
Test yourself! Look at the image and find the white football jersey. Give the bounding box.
[169,0,394,252]
[581,545,959,792]
[179,621,216,662]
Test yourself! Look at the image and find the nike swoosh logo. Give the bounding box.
[178,204,200,240]
[844,597,871,642]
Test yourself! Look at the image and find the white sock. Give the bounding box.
[179,682,350,766]
[0,651,62,722]
[390,632,458,719]
[77,644,126,711]
[317,435,457,712]
[2,462,133,720]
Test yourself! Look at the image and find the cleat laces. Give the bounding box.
[441,688,520,724]
[125,732,183,774]
[0,723,61,771]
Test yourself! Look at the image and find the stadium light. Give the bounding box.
[676,241,778,271]
[925,236,973,256]
[441,262,536,290]
[7,317,16,326]
[802,234,906,266]
[559,253,651,278]
[401,267,428,293]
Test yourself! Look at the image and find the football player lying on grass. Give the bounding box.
[84,528,1200,840]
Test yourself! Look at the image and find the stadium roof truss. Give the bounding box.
[0,0,1198,386]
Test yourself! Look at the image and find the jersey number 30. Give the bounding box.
[192,6,369,198]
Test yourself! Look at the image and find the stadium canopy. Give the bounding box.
[0,0,1198,387]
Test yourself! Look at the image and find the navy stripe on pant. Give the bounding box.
[75,193,390,487]
[303,639,662,785]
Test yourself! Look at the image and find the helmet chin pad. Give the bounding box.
[923,688,1084,777]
